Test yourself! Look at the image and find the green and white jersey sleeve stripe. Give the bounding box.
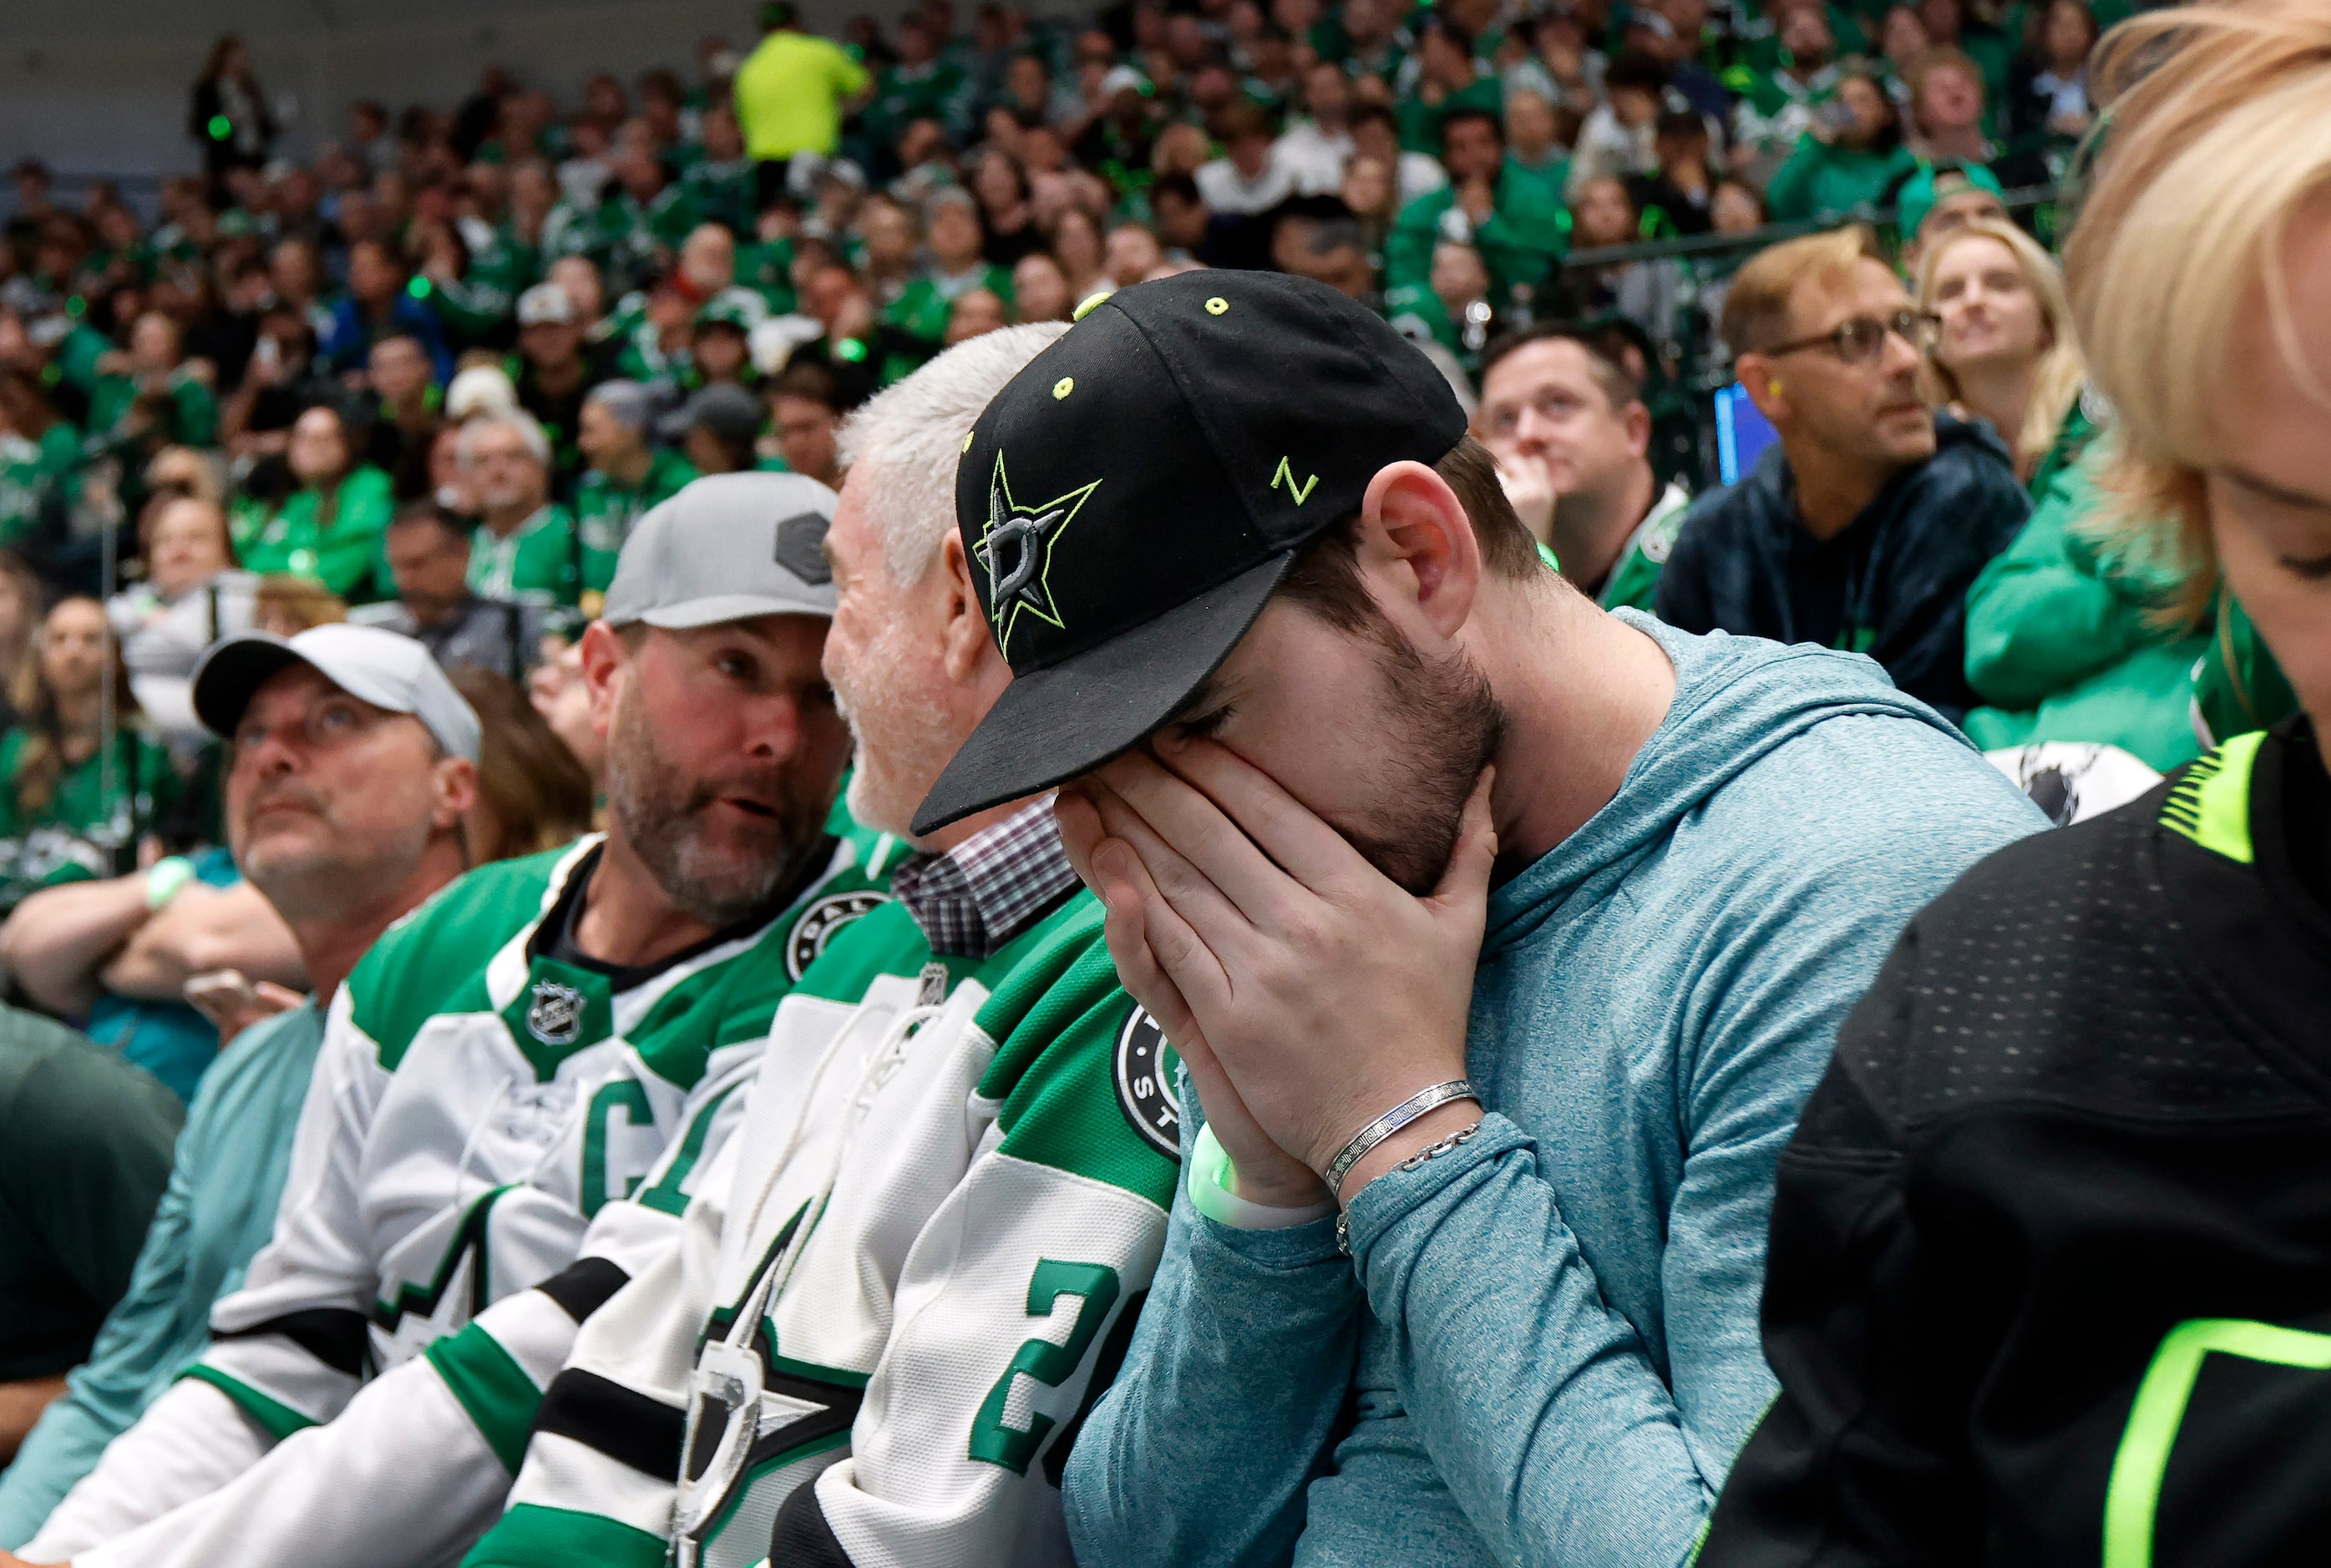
[28,832,895,1568]
[466,893,1181,1568]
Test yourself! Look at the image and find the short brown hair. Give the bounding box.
[1721,224,1885,356]
[1477,323,1644,412]
[1280,436,1554,633]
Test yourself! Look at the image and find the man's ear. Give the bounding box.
[1356,458,1480,642]
[937,530,1006,686]
[1623,397,1654,459]
[1738,352,1790,425]
[430,756,480,835]
[577,620,629,741]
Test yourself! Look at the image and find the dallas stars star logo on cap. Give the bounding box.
[975,453,1100,655]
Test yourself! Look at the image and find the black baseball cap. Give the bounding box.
[911,270,1466,835]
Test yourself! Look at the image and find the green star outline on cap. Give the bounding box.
[975,452,1100,656]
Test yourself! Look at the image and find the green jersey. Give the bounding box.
[1598,481,1691,613]
[0,726,180,911]
[469,503,585,607]
[574,451,697,594]
[85,371,218,451]
[0,423,81,548]
[234,465,398,602]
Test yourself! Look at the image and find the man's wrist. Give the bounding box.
[1337,1100,1482,1206]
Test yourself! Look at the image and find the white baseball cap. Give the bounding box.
[516,281,579,326]
[192,625,483,763]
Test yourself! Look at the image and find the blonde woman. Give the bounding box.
[1701,5,2331,1565]
[1944,215,2211,771]
[1916,215,2087,485]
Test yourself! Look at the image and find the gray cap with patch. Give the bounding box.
[600,471,839,630]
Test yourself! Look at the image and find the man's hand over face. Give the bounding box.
[1058,735,1496,1208]
[1496,451,1558,544]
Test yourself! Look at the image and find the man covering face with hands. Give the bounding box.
[910,271,2047,1567]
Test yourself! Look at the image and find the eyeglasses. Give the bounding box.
[1761,309,1942,365]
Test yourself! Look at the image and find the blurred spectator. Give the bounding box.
[1571,49,1672,192]
[235,403,394,602]
[0,599,177,912]
[0,625,492,1543]
[354,502,551,684]
[2009,0,2099,149]
[509,282,602,484]
[458,411,579,606]
[766,363,842,485]
[1011,250,1074,322]
[734,0,872,205]
[187,36,276,187]
[0,1004,181,1463]
[358,330,440,477]
[572,381,693,594]
[1387,108,1567,306]
[1893,159,2009,269]
[1659,225,2029,719]
[888,189,1015,357]
[106,497,256,748]
[0,370,79,554]
[1275,61,1356,195]
[1763,69,1916,221]
[86,316,217,454]
[319,240,452,382]
[0,555,42,732]
[659,382,765,475]
[1475,322,1691,609]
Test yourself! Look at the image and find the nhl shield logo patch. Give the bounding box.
[526,979,586,1046]
[1113,1007,1182,1159]
[786,890,891,979]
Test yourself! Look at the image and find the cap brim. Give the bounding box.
[911,552,1293,836]
[191,632,428,739]
[190,635,304,738]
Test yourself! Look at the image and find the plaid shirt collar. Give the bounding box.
[889,795,1079,959]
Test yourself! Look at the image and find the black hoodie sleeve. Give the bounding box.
[1859,435,2030,721]
[1654,498,1722,633]
[1699,931,1989,1568]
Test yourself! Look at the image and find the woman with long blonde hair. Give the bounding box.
[1700,4,2331,1564]
[1916,215,2089,484]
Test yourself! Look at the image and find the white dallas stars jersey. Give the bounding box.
[463,893,1182,1568]
[25,833,893,1568]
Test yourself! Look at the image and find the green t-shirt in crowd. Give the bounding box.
[575,450,697,593]
[1385,170,1571,301]
[84,372,218,452]
[0,727,180,912]
[1395,76,1505,156]
[469,503,584,607]
[0,423,82,549]
[0,1004,184,1381]
[234,463,398,602]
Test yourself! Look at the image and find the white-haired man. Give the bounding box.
[461,411,584,609]
[7,475,890,1568]
[458,325,1181,1568]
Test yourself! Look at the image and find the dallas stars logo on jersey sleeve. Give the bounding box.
[975,453,1099,656]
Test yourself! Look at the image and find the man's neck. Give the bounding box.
[1788,441,1903,542]
[1552,463,1660,596]
[571,826,723,970]
[287,836,469,1001]
[406,590,470,630]
[484,499,542,539]
[600,443,653,488]
[1924,126,1987,161]
[1951,358,2037,465]
[534,356,584,395]
[1481,583,1676,865]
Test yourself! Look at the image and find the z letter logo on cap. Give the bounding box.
[975,453,1099,657]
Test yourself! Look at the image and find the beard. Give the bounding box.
[1340,624,1508,896]
[829,625,963,842]
[606,681,831,929]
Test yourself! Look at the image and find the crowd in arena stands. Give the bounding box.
[0,0,2323,1564]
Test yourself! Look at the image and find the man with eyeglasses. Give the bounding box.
[1657,225,2029,720]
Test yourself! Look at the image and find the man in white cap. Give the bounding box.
[8,475,890,1568]
[510,281,602,485]
[0,625,481,1547]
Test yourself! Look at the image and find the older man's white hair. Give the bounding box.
[837,321,1070,582]
[456,409,552,471]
